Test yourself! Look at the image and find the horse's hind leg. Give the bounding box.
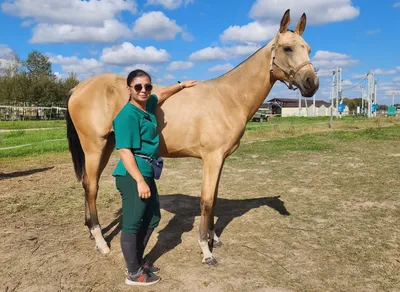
[83,136,114,254]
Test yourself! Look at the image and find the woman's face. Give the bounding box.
[128,76,152,103]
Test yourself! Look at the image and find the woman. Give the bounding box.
[112,69,196,286]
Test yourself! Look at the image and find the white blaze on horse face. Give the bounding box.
[91,225,110,254]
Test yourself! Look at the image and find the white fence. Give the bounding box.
[0,105,67,121]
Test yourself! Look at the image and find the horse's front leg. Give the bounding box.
[199,153,224,266]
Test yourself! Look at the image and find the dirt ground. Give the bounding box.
[1,128,400,292]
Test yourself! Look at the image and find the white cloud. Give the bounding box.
[30,19,131,44]
[342,79,352,85]
[0,44,15,58]
[208,63,234,73]
[133,11,182,41]
[316,69,336,77]
[393,77,400,82]
[373,69,396,75]
[48,54,105,79]
[397,66,400,71]
[312,50,358,77]
[367,29,381,35]
[1,0,137,26]
[249,0,360,25]
[2,0,137,44]
[220,21,278,43]
[166,61,194,71]
[352,73,368,79]
[164,73,175,80]
[100,42,171,65]
[181,31,194,41]
[385,90,400,95]
[121,64,158,76]
[376,82,400,97]
[145,0,193,10]
[313,51,349,60]
[0,44,20,75]
[189,44,261,61]
[394,2,400,8]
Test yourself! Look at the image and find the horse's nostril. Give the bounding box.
[306,77,311,88]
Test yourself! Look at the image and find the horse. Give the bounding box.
[65,9,319,266]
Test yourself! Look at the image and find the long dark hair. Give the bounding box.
[127,69,152,86]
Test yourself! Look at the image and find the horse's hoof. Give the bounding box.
[214,241,223,248]
[203,257,218,266]
[96,244,110,254]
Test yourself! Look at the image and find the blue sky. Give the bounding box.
[1,0,400,105]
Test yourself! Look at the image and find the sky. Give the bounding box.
[0,0,400,105]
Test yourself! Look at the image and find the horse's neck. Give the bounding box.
[213,42,276,121]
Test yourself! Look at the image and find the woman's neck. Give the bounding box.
[130,98,146,112]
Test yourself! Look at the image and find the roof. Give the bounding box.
[266,98,332,108]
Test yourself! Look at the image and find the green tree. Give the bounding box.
[24,50,53,77]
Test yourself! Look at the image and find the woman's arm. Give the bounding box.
[118,149,151,199]
[156,80,197,105]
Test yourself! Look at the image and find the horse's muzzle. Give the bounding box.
[298,72,319,97]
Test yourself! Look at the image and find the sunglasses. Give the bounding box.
[131,83,153,92]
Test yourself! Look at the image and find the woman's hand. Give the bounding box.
[182,80,197,88]
[137,180,151,199]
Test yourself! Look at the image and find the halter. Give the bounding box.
[269,38,312,91]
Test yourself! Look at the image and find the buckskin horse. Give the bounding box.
[66,9,319,266]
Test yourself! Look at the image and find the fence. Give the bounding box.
[0,105,67,121]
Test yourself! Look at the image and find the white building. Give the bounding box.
[266,98,349,117]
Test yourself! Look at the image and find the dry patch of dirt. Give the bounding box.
[0,137,399,291]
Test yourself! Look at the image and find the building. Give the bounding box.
[264,98,349,117]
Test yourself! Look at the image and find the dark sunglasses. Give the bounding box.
[131,83,153,92]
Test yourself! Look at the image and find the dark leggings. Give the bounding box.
[116,174,161,273]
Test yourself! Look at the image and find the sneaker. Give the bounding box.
[143,259,160,274]
[125,267,160,286]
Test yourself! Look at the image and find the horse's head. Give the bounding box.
[270,9,319,97]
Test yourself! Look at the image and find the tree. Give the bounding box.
[24,50,52,77]
[343,98,358,112]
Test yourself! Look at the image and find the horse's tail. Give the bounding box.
[65,89,85,182]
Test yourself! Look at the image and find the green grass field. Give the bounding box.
[0,120,66,130]
[1,117,399,159]
[0,127,67,158]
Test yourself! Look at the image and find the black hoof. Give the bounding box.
[204,257,218,266]
[214,241,223,248]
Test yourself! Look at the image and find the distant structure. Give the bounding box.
[260,98,348,117]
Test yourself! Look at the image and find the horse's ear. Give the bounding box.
[279,9,291,33]
[294,13,307,35]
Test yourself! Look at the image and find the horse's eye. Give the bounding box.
[284,46,293,52]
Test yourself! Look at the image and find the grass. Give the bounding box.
[1,117,400,159]
[0,128,67,158]
[0,120,66,130]
[234,124,400,159]
[1,120,400,291]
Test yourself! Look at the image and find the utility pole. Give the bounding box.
[313,94,316,117]
[330,69,336,128]
[336,66,339,118]
[374,80,378,117]
[367,71,376,118]
[393,93,395,106]
[298,90,302,117]
[360,86,365,115]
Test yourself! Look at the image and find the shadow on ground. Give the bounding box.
[0,166,54,180]
[103,194,290,263]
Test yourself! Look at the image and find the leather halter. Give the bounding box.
[269,41,312,91]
